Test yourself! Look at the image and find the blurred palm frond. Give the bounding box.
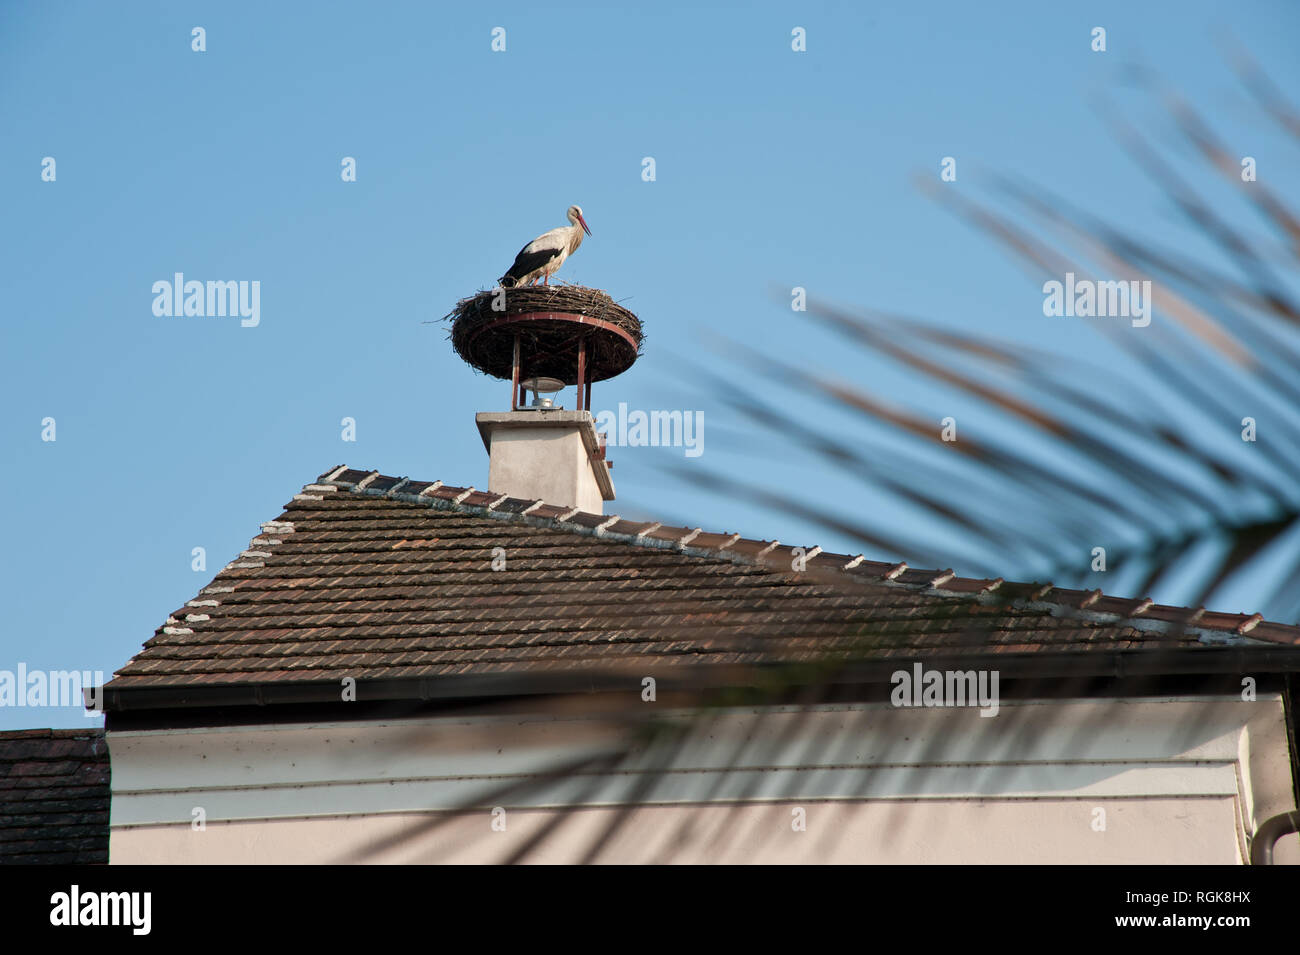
[680,52,1300,624]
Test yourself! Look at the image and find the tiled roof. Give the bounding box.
[0,729,110,865]
[106,465,1300,695]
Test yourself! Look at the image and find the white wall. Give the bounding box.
[107,696,1298,864]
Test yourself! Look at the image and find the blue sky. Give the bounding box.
[2,0,1297,729]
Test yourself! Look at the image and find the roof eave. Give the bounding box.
[101,645,1300,717]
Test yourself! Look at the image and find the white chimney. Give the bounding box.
[476,409,614,513]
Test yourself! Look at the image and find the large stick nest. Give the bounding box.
[446,284,644,384]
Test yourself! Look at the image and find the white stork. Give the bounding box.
[499,205,591,288]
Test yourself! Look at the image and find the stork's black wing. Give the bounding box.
[501,246,560,286]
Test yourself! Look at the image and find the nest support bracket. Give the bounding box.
[471,310,637,413]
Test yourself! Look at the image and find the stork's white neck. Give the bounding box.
[567,222,585,255]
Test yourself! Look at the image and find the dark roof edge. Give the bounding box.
[102,647,1300,715]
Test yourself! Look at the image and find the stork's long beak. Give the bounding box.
[578,213,591,237]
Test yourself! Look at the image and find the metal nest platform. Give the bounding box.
[447,285,643,410]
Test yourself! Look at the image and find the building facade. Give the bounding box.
[101,460,1300,864]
